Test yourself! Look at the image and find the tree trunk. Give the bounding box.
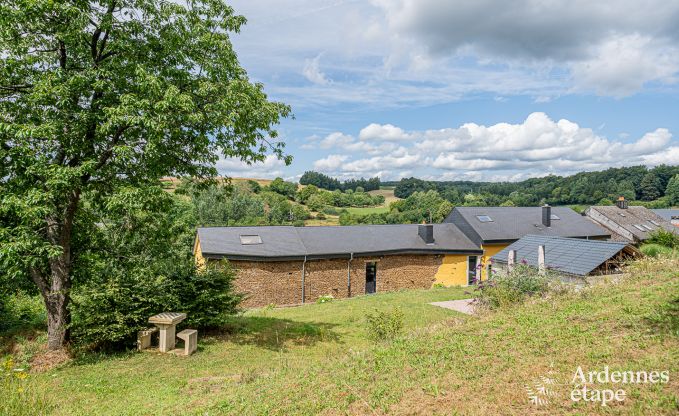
[35,190,79,350]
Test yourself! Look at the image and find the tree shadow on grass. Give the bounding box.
[200,315,344,352]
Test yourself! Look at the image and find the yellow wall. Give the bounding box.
[480,244,508,280]
[434,243,509,287]
[194,237,206,270]
[434,254,469,286]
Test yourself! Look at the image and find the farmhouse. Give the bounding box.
[194,223,482,307]
[442,205,611,283]
[491,235,640,278]
[585,198,677,244]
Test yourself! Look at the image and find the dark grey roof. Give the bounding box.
[652,209,679,222]
[197,223,482,261]
[587,206,676,241]
[443,207,610,244]
[491,235,632,276]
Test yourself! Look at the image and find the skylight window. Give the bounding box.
[550,214,560,220]
[618,212,626,217]
[642,224,653,231]
[476,215,493,222]
[649,220,660,226]
[632,225,645,231]
[240,235,262,245]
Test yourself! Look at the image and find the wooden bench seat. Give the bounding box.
[176,329,198,356]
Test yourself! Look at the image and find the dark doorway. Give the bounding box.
[467,256,478,285]
[365,262,377,294]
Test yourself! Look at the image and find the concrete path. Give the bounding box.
[430,298,476,315]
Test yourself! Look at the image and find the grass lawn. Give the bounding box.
[9,256,679,415]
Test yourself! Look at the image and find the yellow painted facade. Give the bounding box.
[433,243,509,287]
[194,237,206,270]
[433,254,469,286]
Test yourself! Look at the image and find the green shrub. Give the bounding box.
[365,308,404,341]
[70,262,242,350]
[640,243,673,257]
[475,264,549,310]
[322,207,340,216]
[0,292,46,333]
[316,213,326,220]
[646,229,679,248]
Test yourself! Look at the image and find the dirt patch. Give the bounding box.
[30,348,71,373]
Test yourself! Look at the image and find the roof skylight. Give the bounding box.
[632,225,645,231]
[476,215,493,222]
[648,220,660,226]
[240,235,263,245]
[550,214,560,220]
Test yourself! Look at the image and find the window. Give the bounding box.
[632,225,645,231]
[649,220,660,226]
[550,214,560,220]
[476,215,493,222]
[239,235,262,245]
[618,212,626,217]
[642,224,653,231]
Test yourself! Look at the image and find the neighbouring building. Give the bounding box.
[584,197,677,244]
[194,223,482,307]
[491,235,640,279]
[442,205,611,282]
[652,209,679,226]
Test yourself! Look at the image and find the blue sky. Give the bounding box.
[216,0,679,182]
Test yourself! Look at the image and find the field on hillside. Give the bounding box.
[5,255,679,415]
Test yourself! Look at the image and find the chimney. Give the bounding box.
[541,204,551,227]
[418,223,434,244]
[615,196,628,209]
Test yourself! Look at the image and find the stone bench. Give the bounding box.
[137,327,158,351]
[177,329,198,356]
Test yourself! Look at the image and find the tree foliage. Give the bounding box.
[299,171,380,192]
[0,0,289,349]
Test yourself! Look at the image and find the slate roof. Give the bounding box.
[491,235,633,276]
[443,207,610,244]
[586,206,676,241]
[652,209,679,222]
[197,223,483,261]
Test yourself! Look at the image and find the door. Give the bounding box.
[365,262,377,294]
[467,256,478,285]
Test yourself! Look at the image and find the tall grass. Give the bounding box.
[1,357,53,415]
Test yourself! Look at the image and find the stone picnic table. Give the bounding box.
[148,312,186,353]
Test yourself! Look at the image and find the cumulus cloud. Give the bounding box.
[302,53,331,85]
[373,0,679,96]
[359,123,412,141]
[216,154,287,178]
[313,154,349,171]
[309,112,678,180]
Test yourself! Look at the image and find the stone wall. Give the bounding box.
[227,254,443,308]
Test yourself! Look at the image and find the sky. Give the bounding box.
[217,0,679,182]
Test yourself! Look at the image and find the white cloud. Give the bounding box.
[313,154,349,171]
[302,53,332,85]
[215,154,287,178]
[359,123,412,141]
[310,112,678,181]
[570,35,679,97]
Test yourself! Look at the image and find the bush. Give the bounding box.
[640,243,673,257]
[365,308,404,341]
[70,261,242,350]
[475,265,549,310]
[316,213,326,220]
[322,206,340,216]
[0,293,45,333]
[646,229,679,248]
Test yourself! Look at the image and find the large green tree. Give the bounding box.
[0,1,290,349]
